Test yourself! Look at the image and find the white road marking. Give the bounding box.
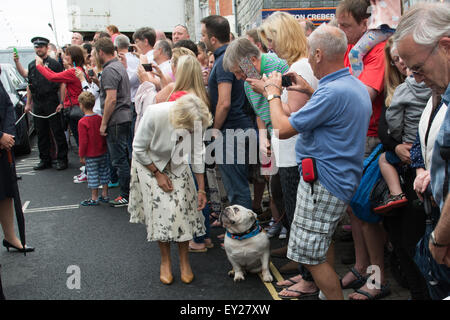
[24,204,80,214]
[22,201,30,211]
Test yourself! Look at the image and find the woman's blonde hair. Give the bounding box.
[171,47,196,70]
[169,94,213,130]
[384,37,406,107]
[259,11,308,66]
[174,55,210,109]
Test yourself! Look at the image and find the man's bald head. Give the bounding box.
[308,24,348,61]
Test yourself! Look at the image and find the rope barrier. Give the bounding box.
[15,111,60,126]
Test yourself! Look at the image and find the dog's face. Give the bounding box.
[220,205,258,234]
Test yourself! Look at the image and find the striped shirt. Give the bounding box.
[244,54,289,132]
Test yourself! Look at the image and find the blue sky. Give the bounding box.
[0,0,72,49]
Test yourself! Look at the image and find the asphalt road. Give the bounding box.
[1,138,275,300]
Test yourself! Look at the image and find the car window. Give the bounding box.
[5,65,25,89]
[0,71,12,94]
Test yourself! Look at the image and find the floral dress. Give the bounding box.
[128,160,206,243]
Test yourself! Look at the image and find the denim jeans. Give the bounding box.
[216,129,252,209]
[106,122,131,199]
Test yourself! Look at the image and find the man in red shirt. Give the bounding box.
[337,0,389,300]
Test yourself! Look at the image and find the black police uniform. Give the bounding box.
[28,38,68,170]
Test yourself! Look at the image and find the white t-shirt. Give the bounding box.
[146,50,155,64]
[272,58,318,168]
[159,59,174,81]
[126,52,140,103]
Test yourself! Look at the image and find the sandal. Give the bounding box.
[340,267,369,290]
[278,288,319,300]
[350,282,391,300]
[274,276,302,289]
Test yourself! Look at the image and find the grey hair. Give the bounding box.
[308,24,348,60]
[114,34,130,50]
[155,40,173,59]
[394,3,450,47]
[223,37,261,72]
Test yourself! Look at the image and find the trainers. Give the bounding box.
[279,227,287,240]
[266,221,282,238]
[99,196,110,204]
[74,173,87,184]
[373,193,408,214]
[81,199,99,207]
[110,196,129,208]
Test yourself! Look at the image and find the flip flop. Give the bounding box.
[278,289,320,300]
[274,277,301,289]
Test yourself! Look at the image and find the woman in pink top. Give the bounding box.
[36,45,86,146]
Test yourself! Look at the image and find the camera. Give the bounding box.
[142,64,153,72]
[88,69,95,77]
[282,75,293,88]
[128,46,135,53]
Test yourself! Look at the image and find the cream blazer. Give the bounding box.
[132,101,205,177]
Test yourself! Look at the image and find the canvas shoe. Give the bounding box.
[74,172,87,184]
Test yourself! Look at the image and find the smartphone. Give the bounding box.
[239,57,261,80]
[282,75,293,87]
[88,69,95,77]
[142,64,153,72]
[13,48,18,56]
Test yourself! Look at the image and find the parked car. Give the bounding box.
[0,63,32,156]
[0,48,36,68]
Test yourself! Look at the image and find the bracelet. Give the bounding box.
[198,190,207,195]
[264,83,282,93]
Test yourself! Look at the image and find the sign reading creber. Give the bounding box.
[262,7,337,25]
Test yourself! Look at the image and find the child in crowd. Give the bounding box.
[77,92,110,206]
[349,0,402,77]
[375,69,432,214]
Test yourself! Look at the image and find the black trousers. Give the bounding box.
[383,168,430,300]
[34,102,68,163]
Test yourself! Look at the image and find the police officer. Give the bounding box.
[25,37,68,171]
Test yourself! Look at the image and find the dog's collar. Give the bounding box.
[226,222,262,241]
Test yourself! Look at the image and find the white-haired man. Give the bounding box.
[394,2,450,300]
[71,32,84,46]
[262,24,372,300]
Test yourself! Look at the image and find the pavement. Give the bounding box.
[0,137,411,300]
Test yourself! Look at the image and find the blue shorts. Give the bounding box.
[86,154,110,189]
[385,151,401,166]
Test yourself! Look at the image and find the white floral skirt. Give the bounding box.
[128,160,206,243]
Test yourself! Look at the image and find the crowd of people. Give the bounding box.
[0,0,449,300]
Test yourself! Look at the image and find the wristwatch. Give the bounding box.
[430,231,447,248]
[267,94,281,102]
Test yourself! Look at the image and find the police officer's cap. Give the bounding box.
[31,37,50,47]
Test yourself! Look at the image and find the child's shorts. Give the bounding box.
[385,150,401,166]
[85,154,110,189]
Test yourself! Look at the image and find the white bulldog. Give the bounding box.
[221,205,273,283]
